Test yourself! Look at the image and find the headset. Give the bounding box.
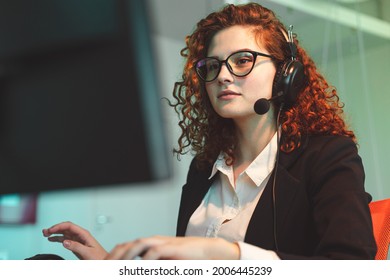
[272,25,305,109]
[254,25,306,115]
[272,25,306,108]
[254,25,307,252]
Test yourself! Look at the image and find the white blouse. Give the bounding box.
[185,133,280,259]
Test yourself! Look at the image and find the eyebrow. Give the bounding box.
[207,48,259,59]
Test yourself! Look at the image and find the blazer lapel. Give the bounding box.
[244,135,309,248]
[177,136,310,243]
[176,162,214,236]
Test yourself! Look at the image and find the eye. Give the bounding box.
[206,61,219,71]
[237,57,252,65]
[230,52,254,68]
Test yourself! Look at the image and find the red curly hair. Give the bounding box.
[170,3,355,169]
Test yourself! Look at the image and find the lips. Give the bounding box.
[217,90,241,99]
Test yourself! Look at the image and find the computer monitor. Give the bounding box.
[0,0,171,194]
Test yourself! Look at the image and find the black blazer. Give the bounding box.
[176,135,377,259]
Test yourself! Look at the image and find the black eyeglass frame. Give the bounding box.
[194,50,275,82]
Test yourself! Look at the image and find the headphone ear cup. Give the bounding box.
[272,60,305,108]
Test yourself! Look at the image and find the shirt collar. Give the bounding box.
[209,153,225,179]
[208,132,278,187]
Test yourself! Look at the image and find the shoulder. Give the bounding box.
[303,135,361,166]
[280,134,364,192]
[298,135,365,194]
[296,134,359,163]
[305,134,357,151]
[280,134,359,169]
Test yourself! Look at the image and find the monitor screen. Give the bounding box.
[0,0,171,194]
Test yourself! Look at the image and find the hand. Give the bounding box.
[105,236,240,260]
[42,221,108,260]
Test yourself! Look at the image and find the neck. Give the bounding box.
[233,109,277,164]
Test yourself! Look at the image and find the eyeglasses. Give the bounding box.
[194,50,274,82]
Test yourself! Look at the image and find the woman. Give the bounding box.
[43,3,376,260]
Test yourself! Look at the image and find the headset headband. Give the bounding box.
[287,25,297,60]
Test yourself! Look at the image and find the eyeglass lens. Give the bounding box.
[195,51,256,82]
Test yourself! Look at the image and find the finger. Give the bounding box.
[62,240,95,260]
[107,238,165,260]
[142,242,194,260]
[123,241,153,260]
[42,228,50,237]
[44,222,92,245]
[124,237,170,260]
[43,227,66,237]
[106,243,134,260]
[43,221,75,236]
[47,236,66,243]
[142,244,171,260]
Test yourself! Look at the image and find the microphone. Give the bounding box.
[254,98,271,115]
[254,93,283,115]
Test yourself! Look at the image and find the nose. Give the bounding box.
[216,62,234,84]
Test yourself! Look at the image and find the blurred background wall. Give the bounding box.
[0,0,389,260]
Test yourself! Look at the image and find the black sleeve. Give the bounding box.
[278,136,377,259]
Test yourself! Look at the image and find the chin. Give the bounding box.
[215,110,255,120]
